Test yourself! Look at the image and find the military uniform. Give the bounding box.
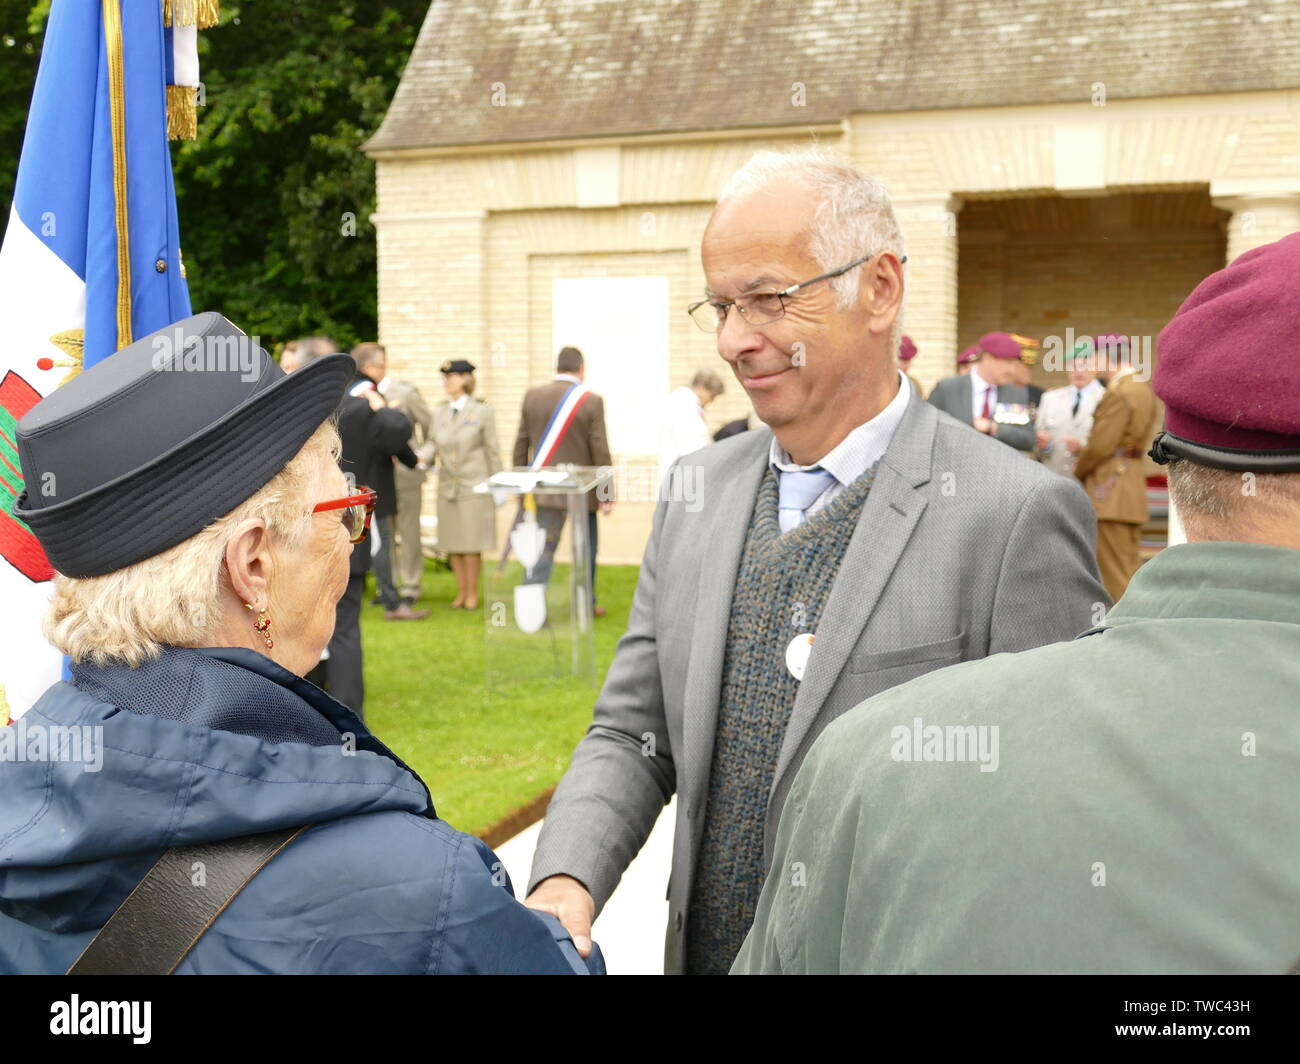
[430,394,501,553]
[382,377,436,602]
[1036,379,1104,477]
[1073,365,1158,600]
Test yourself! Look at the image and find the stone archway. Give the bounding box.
[957,188,1227,392]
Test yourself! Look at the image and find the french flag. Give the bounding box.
[0,0,193,720]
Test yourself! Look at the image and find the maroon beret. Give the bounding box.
[898,335,918,362]
[957,344,981,365]
[1094,332,1129,352]
[1150,232,1300,471]
[977,332,1022,360]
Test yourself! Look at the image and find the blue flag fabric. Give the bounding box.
[11,0,191,369]
[1,0,193,717]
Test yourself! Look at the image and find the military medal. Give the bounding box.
[993,402,1031,425]
[785,633,815,681]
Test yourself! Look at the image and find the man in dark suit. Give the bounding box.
[298,336,416,715]
[512,346,614,617]
[927,331,1036,452]
[351,342,428,622]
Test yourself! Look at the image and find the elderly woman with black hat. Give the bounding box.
[430,359,501,610]
[0,313,598,974]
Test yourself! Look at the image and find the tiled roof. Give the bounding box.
[367,0,1300,152]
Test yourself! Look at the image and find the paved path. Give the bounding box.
[495,798,676,975]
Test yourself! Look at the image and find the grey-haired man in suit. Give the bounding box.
[927,331,1036,453]
[524,149,1107,975]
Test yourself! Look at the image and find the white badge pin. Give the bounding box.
[785,633,815,681]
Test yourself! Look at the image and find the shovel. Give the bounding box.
[514,583,547,635]
[511,493,549,633]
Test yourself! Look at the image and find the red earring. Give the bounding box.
[245,602,274,650]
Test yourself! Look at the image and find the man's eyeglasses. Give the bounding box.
[687,251,905,333]
[313,486,378,544]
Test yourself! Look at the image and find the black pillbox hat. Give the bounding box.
[12,311,353,577]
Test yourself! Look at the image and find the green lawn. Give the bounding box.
[359,558,638,836]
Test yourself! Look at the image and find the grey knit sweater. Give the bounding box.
[685,463,877,974]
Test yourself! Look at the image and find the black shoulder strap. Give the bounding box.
[67,825,310,975]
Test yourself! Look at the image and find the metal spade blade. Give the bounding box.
[514,583,547,634]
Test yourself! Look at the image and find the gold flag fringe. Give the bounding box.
[166,83,199,140]
[163,0,220,29]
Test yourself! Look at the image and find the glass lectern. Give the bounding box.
[477,465,612,688]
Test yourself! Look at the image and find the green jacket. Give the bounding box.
[734,542,1300,974]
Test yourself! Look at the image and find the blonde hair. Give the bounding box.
[45,420,342,667]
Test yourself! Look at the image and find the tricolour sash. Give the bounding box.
[531,382,590,469]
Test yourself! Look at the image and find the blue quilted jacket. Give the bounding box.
[0,646,601,975]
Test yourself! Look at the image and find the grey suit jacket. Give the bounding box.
[928,373,1035,452]
[528,389,1107,973]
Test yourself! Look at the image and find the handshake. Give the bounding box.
[525,874,596,957]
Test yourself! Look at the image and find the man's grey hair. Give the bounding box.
[717,148,907,348]
[1168,460,1300,540]
[690,369,724,396]
[295,336,339,365]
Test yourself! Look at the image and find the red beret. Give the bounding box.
[977,332,1022,360]
[1152,232,1300,469]
[957,344,981,365]
[898,335,917,362]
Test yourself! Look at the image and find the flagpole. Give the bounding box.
[101,0,133,350]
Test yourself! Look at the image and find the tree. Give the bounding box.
[0,1,48,211]
[0,0,429,351]
[173,1,428,350]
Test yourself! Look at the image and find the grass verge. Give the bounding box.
[359,557,637,837]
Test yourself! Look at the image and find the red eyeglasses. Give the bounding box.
[313,486,378,544]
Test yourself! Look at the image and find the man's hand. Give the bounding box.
[525,874,596,957]
[598,500,614,517]
[1064,435,1082,455]
[1035,429,1051,451]
[364,388,385,412]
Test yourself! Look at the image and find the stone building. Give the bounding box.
[365,0,1300,563]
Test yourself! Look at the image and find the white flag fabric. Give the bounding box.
[0,1,193,720]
